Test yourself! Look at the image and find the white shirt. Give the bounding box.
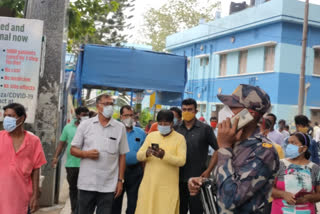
[313,126,320,140]
[315,127,320,142]
[268,130,285,146]
[279,130,290,139]
[71,116,129,192]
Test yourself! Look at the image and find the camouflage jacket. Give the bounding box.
[214,134,279,214]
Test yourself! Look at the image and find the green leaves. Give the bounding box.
[142,0,220,52]
[67,0,120,52]
[1,0,134,52]
[68,0,134,52]
[0,0,25,17]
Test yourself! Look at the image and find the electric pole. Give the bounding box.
[26,0,68,206]
[298,0,309,115]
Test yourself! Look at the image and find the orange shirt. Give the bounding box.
[148,122,158,134]
[0,131,47,214]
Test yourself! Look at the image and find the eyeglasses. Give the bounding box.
[99,102,114,107]
[182,107,195,112]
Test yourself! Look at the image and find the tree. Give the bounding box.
[142,0,220,52]
[0,0,134,51]
[0,0,25,17]
[67,0,119,51]
[140,108,154,127]
[88,0,135,46]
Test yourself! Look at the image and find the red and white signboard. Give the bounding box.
[0,17,43,123]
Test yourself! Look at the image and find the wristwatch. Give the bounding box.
[118,178,124,183]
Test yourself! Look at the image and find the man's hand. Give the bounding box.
[282,192,296,205]
[152,148,165,159]
[30,194,39,213]
[51,158,58,168]
[188,177,203,196]
[200,169,211,178]
[83,149,100,160]
[217,117,243,148]
[146,147,153,157]
[114,182,123,198]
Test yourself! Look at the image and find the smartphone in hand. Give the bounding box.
[151,143,159,151]
[230,108,254,130]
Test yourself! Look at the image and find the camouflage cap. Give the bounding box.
[217,84,271,114]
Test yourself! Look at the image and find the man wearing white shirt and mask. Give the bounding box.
[71,94,129,214]
[278,119,290,139]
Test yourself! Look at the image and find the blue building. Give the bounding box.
[166,0,320,128]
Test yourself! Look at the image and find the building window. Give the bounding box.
[314,49,320,75]
[238,50,248,74]
[264,46,275,72]
[200,56,209,67]
[201,103,207,113]
[219,54,227,76]
[198,103,207,113]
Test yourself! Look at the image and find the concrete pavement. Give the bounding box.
[36,177,127,214]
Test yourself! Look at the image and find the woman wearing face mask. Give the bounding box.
[271,133,320,214]
[135,110,186,214]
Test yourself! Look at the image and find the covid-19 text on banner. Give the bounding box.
[0,17,43,123]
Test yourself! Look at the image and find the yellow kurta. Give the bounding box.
[135,130,186,214]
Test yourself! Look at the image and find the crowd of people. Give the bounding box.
[1,84,320,214]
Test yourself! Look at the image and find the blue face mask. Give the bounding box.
[285,144,302,159]
[3,116,20,132]
[173,118,178,125]
[158,125,172,136]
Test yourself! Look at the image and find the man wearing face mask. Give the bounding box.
[112,105,146,214]
[188,84,280,213]
[0,103,47,214]
[207,117,218,173]
[70,94,129,214]
[174,98,218,214]
[135,110,186,214]
[51,106,89,214]
[148,106,182,133]
[293,115,320,165]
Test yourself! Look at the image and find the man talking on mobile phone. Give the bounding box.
[188,84,280,214]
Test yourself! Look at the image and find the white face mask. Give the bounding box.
[122,118,134,128]
[218,105,234,123]
[102,105,114,118]
[80,116,89,123]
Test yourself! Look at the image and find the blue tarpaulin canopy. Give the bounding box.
[75,44,187,105]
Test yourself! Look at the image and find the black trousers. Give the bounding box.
[77,190,114,214]
[112,164,143,214]
[180,181,204,214]
[263,202,272,214]
[66,167,79,213]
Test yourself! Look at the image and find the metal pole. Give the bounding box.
[298,0,309,115]
[130,90,133,106]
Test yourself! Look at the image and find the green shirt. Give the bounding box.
[60,119,81,167]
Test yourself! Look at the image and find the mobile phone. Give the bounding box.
[230,108,254,130]
[151,143,159,151]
